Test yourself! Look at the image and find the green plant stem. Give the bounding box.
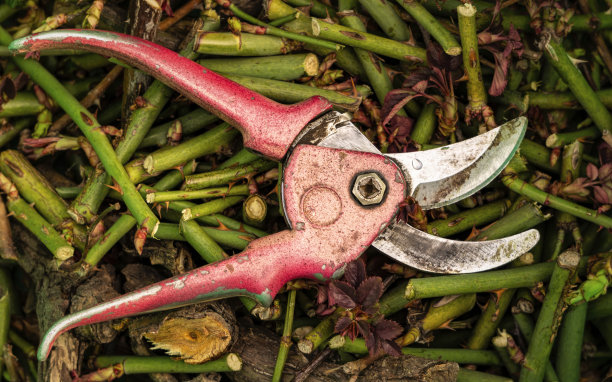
[404,262,573,301]
[587,293,612,320]
[181,196,245,221]
[357,0,411,41]
[336,3,415,116]
[184,159,276,190]
[127,123,238,183]
[195,32,304,56]
[427,200,510,237]
[94,354,242,373]
[156,222,254,250]
[519,140,561,174]
[543,39,612,137]
[71,29,199,224]
[394,0,461,55]
[336,337,501,365]
[221,1,342,51]
[80,164,197,273]
[268,12,299,27]
[138,186,268,238]
[593,318,612,350]
[218,148,260,169]
[2,27,160,237]
[0,118,31,149]
[513,312,559,382]
[0,92,43,118]
[0,268,11,377]
[473,202,550,241]
[0,150,71,227]
[147,185,250,203]
[457,369,512,382]
[305,43,366,78]
[520,250,580,382]
[298,309,342,354]
[81,214,135,271]
[545,126,601,148]
[199,53,319,81]
[8,331,36,380]
[6,196,74,261]
[284,0,334,18]
[142,123,236,175]
[220,73,364,111]
[266,0,427,62]
[492,334,521,378]
[179,219,228,261]
[501,173,612,228]
[555,302,587,382]
[272,289,296,382]
[411,103,437,145]
[139,109,219,148]
[467,290,516,350]
[458,3,487,110]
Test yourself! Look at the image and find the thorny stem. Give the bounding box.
[93,354,242,374]
[1,26,160,236]
[520,250,580,382]
[555,303,587,382]
[216,0,342,51]
[501,173,612,228]
[427,199,510,237]
[271,289,296,382]
[394,0,461,56]
[49,65,124,135]
[184,158,276,190]
[542,38,612,138]
[146,185,250,203]
[265,0,427,62]
[357,0,411,41]
[335,337,502,365]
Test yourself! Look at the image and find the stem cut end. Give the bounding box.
[182,208,193,221]
[227,353,242,371]
[557,250,581,269]
[445,46,462,56]
[457,3,477,17]
[146,193,156,204]
[303,53,319,76]
[56,246,75,261]
[143,155,155,175]
[297,338,314,354]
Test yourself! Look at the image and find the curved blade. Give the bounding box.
[387,117,527,210]
[372,222,540,273]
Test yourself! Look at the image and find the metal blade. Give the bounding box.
[372,222,540,273]
[292,111,381,154]
[387,117,527,210]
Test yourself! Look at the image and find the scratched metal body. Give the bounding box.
[9,30,539,361]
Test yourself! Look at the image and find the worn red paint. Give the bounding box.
[12,30,332,160]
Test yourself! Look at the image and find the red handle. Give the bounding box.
[37,230,308,361]
[10,30,332,160]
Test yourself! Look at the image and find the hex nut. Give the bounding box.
[352,173,386,206]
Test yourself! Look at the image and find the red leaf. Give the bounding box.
[381,339,402,356]
[587,163,599,180]
[356,276,383,308]
[335,316,353,334]
[374,319,403,341]
[357,320,372,340]
[344,259,366,288]
[328,281,357,309]
[599,163,612,180]
[594,186,611,205]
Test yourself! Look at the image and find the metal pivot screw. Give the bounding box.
[352,173,386,206]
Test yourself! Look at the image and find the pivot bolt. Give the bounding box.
[352,173,386,206]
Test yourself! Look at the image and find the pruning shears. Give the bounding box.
[9,30,539,361]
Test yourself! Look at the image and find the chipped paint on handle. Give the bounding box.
[37,146,405,360]
[9,30,331,160]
